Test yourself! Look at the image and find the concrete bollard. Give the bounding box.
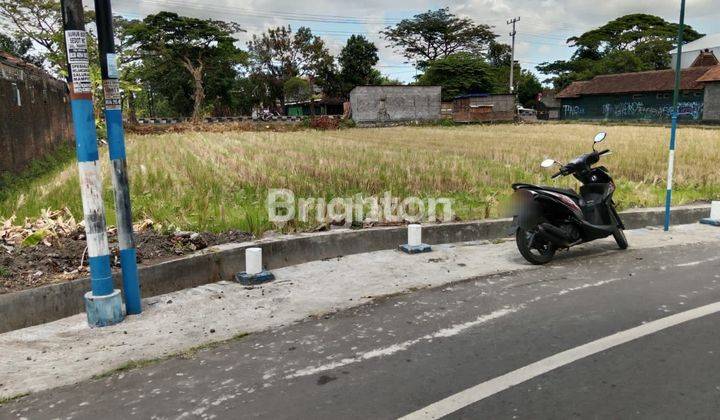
[235,247,275,285]
[700,201,720,226]
[399,224,432,254]
[245,248,263,275]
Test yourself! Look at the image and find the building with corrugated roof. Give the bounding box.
[557,56,720,122]
[670,33,720,69]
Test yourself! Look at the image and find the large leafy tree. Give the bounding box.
[516,71,543,107]
[381,8,497,68]
[0,0,63,71]
[338,35,380,95]
[247,26,335,108]
[0,0,100,74]
[418,53,494,101]
[125,12,246,122]
[538,14,703,90]
[0,33,42,66]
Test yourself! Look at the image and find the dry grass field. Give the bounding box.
[2,123,719,235]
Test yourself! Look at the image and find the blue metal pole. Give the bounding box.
[94,0,142,315]
[61,0,123,326]
[664,0,686,232]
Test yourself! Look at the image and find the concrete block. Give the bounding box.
[235,271,275,286]
[84,289,124,327]
[399,244,432,254]
[700,201,720,226]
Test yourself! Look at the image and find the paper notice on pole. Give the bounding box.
[65,30,92,94]
[103,79,122,110]
[106,53,119,79]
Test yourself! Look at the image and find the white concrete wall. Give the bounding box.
[703,83,720,121]
[349,86,442,123]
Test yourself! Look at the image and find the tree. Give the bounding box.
[516,71,543,107]
[338,35,380,95]
[125,12,246,122]
[283,76,312,103]
[0,33,42,66]
[247,26,335,108]
[0,0,62,71]
[381,8,497,68]
[0,0,100,73]
[538,14,703,90]
[418,53,494,101]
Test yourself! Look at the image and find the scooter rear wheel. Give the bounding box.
[516,228,556,265]
[613,229,628,250]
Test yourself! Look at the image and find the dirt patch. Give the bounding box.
[0,228,251,295]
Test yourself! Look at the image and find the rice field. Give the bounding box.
[2,123,719,235]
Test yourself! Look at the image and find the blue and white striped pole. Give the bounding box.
[95,0,142,315]
[61,0,123,326]
[664,0,686,232]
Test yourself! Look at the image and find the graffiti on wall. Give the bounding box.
[601,101,704,120]
[562,104,585,117]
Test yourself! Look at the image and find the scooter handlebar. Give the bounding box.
[598,149,611,155]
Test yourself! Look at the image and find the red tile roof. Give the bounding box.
[697,66,720,83]
[691,51,719,67]
[557,66,719,98]
[556,81,590,98]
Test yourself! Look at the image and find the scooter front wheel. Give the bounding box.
[516,227,556,265]
[613,229,628,250]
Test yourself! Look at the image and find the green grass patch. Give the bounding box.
[0,392,30,406]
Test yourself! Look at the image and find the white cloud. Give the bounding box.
[83,0,720,82]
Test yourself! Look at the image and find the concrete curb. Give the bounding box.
[0,204,710,333]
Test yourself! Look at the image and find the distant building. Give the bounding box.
[452,94,515,123]
[557,61,720,122]
[536,90,561,120]
[671,33,720,69]
[349,86,441,124]
[285,97,344,116]
[1,51,73,173]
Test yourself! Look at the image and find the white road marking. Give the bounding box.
[285,278,627,380]
[676,256,720,267]
[285,307,518,379]
[399,300,720,420]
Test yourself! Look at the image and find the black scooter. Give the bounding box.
[510,132,627,265]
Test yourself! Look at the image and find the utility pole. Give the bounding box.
[664,0,686,232]
[507,17,520,93]
[94,0,142,315]
[61,0,123,327]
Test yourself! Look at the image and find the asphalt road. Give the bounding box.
[3,240,720,419]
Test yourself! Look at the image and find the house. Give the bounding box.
[1,51,73,173]
[285,97,344,116]
[452,94,515,123]
[671,33,720,69]
[557,62,720,122]
[349,86,441,124]
[536,90,561,120]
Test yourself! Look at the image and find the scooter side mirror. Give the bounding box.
[541,159,556,168]
[594,132,607,143]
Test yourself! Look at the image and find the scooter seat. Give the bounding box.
[513,183,580,200]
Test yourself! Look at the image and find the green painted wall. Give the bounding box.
[561,91,704,121]
[286,104,329,116]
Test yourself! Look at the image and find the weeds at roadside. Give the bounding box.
[90,332,251,380]
[0,392,30,406]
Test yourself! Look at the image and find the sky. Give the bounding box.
[82,0,720,83]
